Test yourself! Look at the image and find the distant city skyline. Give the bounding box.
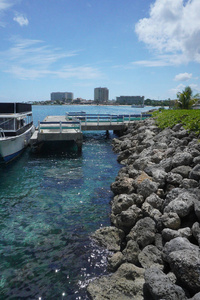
[0,0,199,102]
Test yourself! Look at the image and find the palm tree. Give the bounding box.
[176,86,199,109]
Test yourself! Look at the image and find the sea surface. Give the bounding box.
[0,105,157,299]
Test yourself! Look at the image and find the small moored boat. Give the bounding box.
[0,103,35,163]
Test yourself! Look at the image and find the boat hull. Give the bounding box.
[0,125,35,163]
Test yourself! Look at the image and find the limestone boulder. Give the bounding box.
[111,204,143,230]
[172,152,193,168]
[162,227,192,242]
[91,226,125,252]
[107,252,125,272]
[122,240,140,265]
[110,177,135,195]
[137,179,159,199]
[166,249,200,294]
[189,164,200,181]
[138,245,164,270]
[144,267,187,300]
[161,212,181,230]
[192,222,200,246]
[171,165,192,178]
[127,217,156,248]
[145,193,164,211]
[111,193,144,215]
[87,263,145,300]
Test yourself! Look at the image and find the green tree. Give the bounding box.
[176,86,199,109]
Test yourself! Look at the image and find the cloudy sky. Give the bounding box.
[0,0,200,102]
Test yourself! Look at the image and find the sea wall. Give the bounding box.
[87,118,200,300]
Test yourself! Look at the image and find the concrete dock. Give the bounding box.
[30,112,152,153]
[30,116,83,152]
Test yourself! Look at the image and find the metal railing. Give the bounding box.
[66,112,152,125]
[38,121,81,133]
[0,128,5,138]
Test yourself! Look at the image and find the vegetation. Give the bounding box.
[152,109,200,135]
[144,98,174,107]
[176,86,199,109]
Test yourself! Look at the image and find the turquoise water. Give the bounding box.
[0,105,155,299]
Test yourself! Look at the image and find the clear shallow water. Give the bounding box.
[0,105,156,299]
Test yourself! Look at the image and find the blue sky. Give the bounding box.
[0,0,200,102]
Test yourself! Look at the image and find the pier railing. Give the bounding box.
[38,121,81,133]
[66,112,152,125]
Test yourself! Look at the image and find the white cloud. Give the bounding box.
[174,72,192,81]
[0,0,15,27]
[135,0,200,65]
[169,83,186,96]
[13,13,29,26]
[0,0,13,11]
[169,83,200,96]
[0,37,102,80]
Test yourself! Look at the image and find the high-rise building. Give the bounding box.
[51,92,73,102]
[94,87,109,103]
[116,96,144,105]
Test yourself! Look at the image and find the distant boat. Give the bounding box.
[0,103,35,163]
[131,104,145,108]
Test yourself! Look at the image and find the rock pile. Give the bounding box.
[87,118,200,300]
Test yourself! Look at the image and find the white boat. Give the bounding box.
[131,104,145,108]
[0,103,35,163]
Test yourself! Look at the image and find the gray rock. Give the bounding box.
[180,178,199,189]
[189,292,200,300]
[172,123,183,132]
[162,237,198,262]
[111,193,144,215]
[145,193,164,211]
[110,177,135,195]
[122,240,140,264]
[127,167,139,179]
[145,267,187,300]
[166,172,183,186]
[91,226,125,252]
[189,164,200,181]
[127,217,156,248]
[151,168,167,188]
[193,156,200,164]
[161,212,181,230]
[164,192,195,217]
[162,227,192,242]
[154,233,163,251]
[192,222,200,246]
[87,263,145,300]
[171,165,192,178]
[194,199,200,221]
[164,198,193,217]
[138,245,164,270]
[142,202,162,222]
[137,179,158,199]
[111,204,143,230]
[172,152,193,168]
[158,157,173,172]
[107,252,125,272]
[133,157,154,171]
[167,249,200,294]
[164,188,187,207]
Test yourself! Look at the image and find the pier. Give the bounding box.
[30,112,151,152]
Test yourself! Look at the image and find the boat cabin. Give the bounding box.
[0,103,33,137]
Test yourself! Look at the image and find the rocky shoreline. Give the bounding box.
[87,118,200,300]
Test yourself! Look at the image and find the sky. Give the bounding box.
[0,0,200,102]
